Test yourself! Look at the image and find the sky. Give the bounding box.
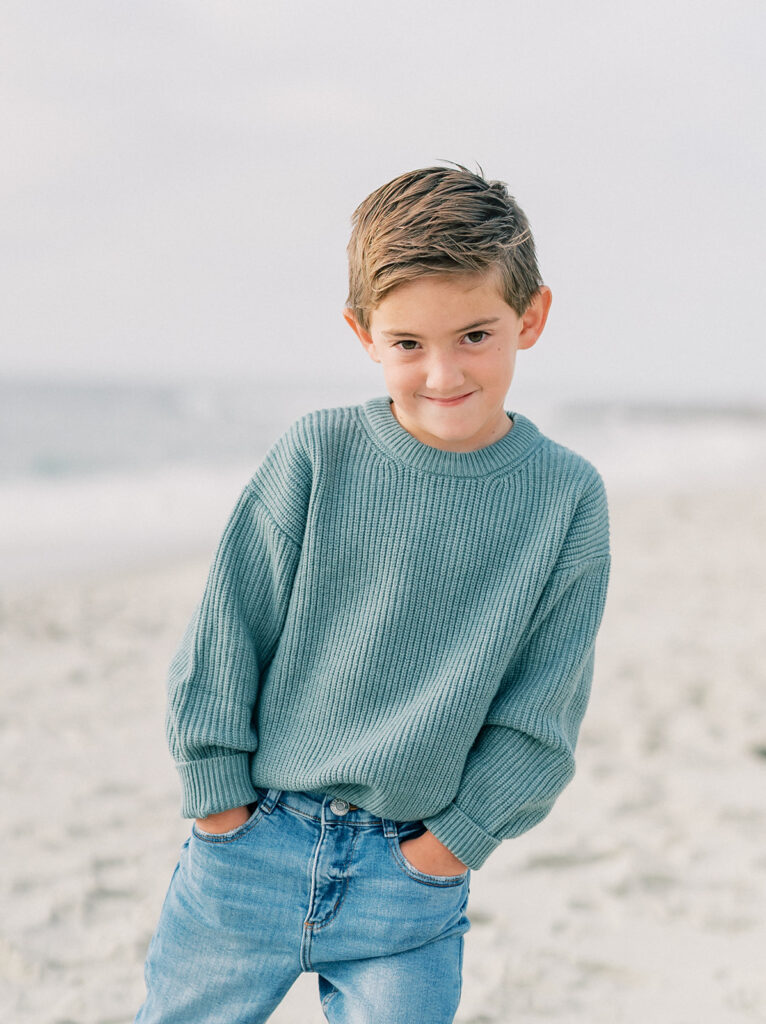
[1,0,764,404]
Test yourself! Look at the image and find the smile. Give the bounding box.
[423,392,475,406]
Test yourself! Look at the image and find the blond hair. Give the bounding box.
[346,162,543,332]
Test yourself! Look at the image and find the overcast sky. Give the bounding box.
[1,0,764,404]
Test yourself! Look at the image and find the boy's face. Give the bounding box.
[344,271,551,452]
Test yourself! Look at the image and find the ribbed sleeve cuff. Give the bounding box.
[177,753,258,819]
[422,801,501,871]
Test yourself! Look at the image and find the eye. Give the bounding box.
[393,340,419,351]
[464,331,488,345]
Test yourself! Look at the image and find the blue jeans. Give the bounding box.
[135,788,472,1023]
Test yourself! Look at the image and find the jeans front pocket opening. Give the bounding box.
[389,829,469,888]
[191,800,264,845]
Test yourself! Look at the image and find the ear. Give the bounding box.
[343,308,381,364]
[517,286,552,351]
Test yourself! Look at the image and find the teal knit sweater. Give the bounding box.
[166,395,611,870]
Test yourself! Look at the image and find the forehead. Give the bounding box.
[369,270,513,332]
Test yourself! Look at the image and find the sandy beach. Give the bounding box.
[1,478,765,1023]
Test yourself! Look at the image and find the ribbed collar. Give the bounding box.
[359,395,542,478]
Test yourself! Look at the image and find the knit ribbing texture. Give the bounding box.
[166,395,611,870]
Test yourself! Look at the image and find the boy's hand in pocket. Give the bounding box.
[195,804,253,834]
[399,829,468,875]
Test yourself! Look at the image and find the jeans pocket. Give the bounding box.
[191,798,264,845]
[388,823,469,888]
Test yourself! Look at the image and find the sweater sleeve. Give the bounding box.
[165,419,312,818]
[422,474,611,870]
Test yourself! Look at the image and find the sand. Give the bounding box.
[1,481,765,1023]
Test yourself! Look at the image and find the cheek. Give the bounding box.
[383,359,414,379]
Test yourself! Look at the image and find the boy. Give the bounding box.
[135,163,611,1024]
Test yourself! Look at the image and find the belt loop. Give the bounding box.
[382,818,398,838]
[258,789,283,815]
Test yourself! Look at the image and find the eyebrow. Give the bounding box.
[381,317,501,339]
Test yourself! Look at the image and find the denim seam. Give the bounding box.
[321,988,340,1012]
[311,827,362,932]
[279,804,323,823]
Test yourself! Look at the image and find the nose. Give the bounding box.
[424,351,466,393]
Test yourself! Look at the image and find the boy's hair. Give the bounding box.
[346,162,543,332]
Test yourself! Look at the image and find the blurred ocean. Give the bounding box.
[3,376,765,589]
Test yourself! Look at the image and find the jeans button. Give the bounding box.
[330,798,350,815]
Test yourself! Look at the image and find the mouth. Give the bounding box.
[423,391,475,406]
